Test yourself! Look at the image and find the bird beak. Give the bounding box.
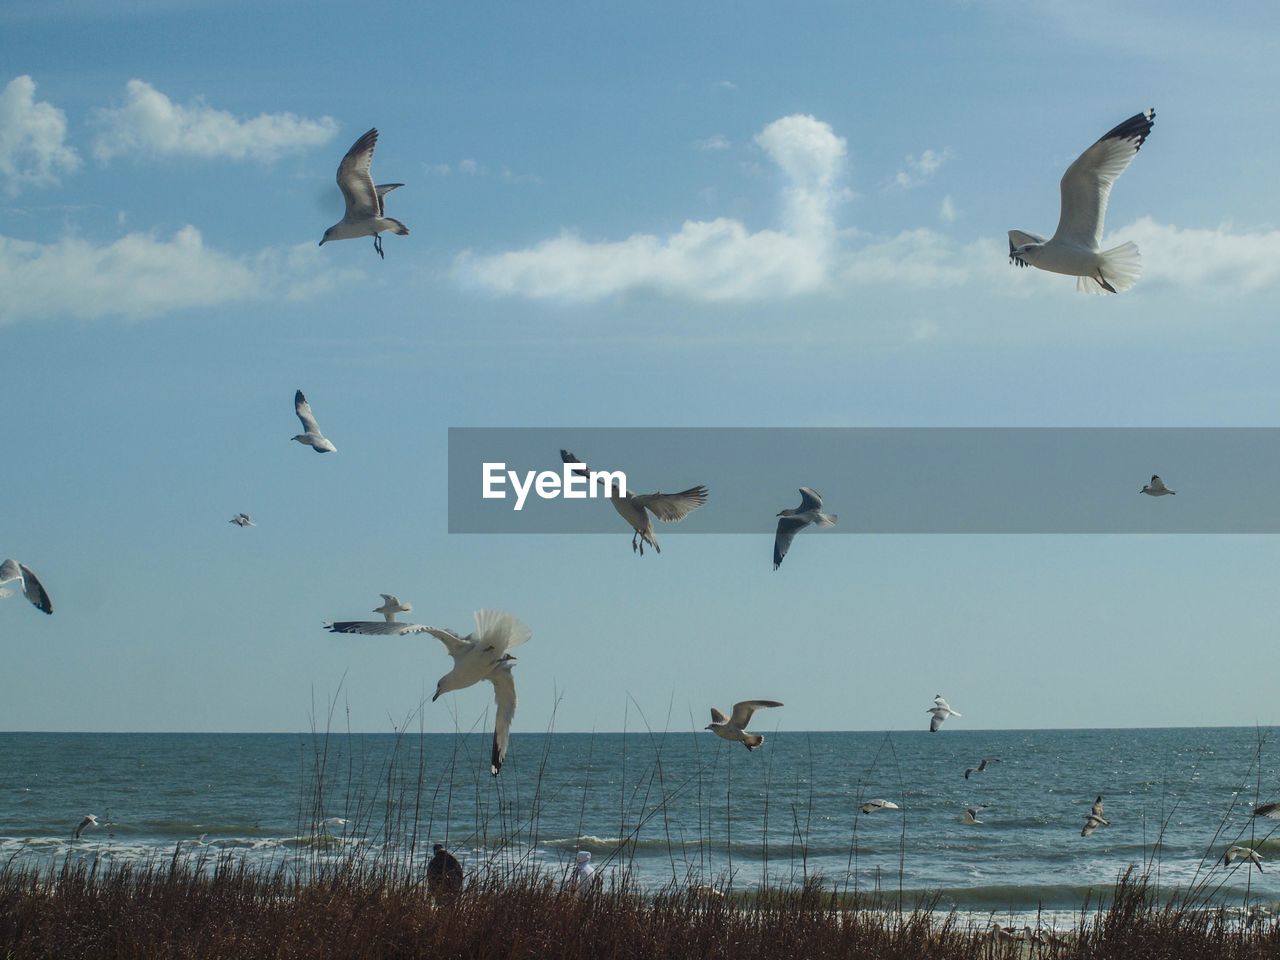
[431,691,440,702]
[318,239,326,246]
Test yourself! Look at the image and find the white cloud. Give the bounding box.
[939,195,958,223]
[694,134,731,151]
[0,226,358,324]
[457,114,848,302]
[888,147,951,190]
[0,75,79,196]
[1120,217,1280,294]
[92,80,337,163]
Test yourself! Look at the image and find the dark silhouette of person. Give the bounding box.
[427,843,464,898]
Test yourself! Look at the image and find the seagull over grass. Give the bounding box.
[964,758,1001,780]
[560,449,708,555]
[860,799,900,814]
[73,814,98,840]
[0,559,52,615]
[1223,846,1264,872]
[1009,108,1155,294]
[927,694,961,733]
[229,513,255,528]
[705,700,783,751]
[323,594,432,636]
[292,390,336,453]
[319,128,408,259]
[1140,475,1175,496]
[1081,795,1110,837]
[773,487,837,570]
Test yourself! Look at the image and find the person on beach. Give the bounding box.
[426,843,463,899]
[568,850,596,896]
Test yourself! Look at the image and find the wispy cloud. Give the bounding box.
[887,147,951,190]
[92,80,337,163]
[456,114,848,302]
[1121,217,1280,294]
[0,76,80,196]
[0,226,358,324]
[693,134,731,151]
[939,194,958,223]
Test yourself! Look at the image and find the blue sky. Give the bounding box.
[3,0,1280,735]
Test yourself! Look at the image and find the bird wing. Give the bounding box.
[1253,802,1280,820]
[709,707,728,724]
[16,563,52,614]
[0,559,19,585]
[773,516,808,569]
[635,486,708,523]
[1148,475,1168,492]
[559,448,591,476]
[1052,109,1154,250]
[324,621,433,636]
[472,609,532,655]
[335,128,381,219]
[1091,796,1105,818]
[964,768,975,779]
[294,390,323,435]
[933,696,951,710]
[488,662,517,775]
[729,699,783,728]
[1081,815,1105,837]
[373,182,402,217]
[379,594,400,606]
[423,626,471,658]
[797,487,824,512]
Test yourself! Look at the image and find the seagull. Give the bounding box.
[560,449,708,555]
[1140,475,1175,496]
[1081,795,1110,837]
[773,488,838,570]
[292,390,336,453]
[229,513,255,527]
[0,559,52,615]
[705,700,784,751]
[1253,802,1280,820]
[961,805,988,825]
[1009,108,1155,294]
[964,758,1001,780]
[426,610,531,776]
[373,594,412,622]
[319,128,408,259]
[860,799,901,814]
[927,694,961,733]
[1222,846,1264,872]
[73,814,98,839]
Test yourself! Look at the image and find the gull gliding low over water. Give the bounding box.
[74,814,98,839]
[1223,846,1264,872]
[0,559,52,615]
[1141,475,1175,496]
[560,449,708,555]
[860,799,900,814]
[964,758,1001,780]
[1009,108,1155,294]
[961,805,988,825]
[927,694,960,732]
[705,700,783,751]
[319,128,408,259]
[292,390,336,453]
[773,487,837,570]
[1253,802,1280,820]
[1081,795,1110,837]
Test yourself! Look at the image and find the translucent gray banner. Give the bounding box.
[447,428,1280,533]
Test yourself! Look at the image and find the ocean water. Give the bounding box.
[1,727,1276,923]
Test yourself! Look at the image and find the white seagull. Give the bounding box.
[373,594,412,622]
[229,513,255,528]
[1081,795,1110,837]
[292,390,337,453]
[1140,475,1175,496]
[927,694,961,733]
[964,757,1001,780]
[860,799,901,814]
[705,700,783,751]
[560,449,708,555]
[319,128,408,259]
[0,559,52,615]
[961,805,988,825]
[773,487,838,570]
[73,814,98,839]
[1009,108,1155,294]
[1223,846,1264,872]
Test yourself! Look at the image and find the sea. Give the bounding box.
[1,727,1277,926]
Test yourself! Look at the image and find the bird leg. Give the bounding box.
[1097,271,1116,294]
[374,234,385,259]
[631,531,639,553]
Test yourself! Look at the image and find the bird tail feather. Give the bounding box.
[1077,241,1141,294]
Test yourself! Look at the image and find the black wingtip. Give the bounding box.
[1099,109,1155,151]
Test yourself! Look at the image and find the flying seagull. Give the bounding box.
[319,128,408,259]
[773,488,838,570]
[1009,108,1155,294]
[860,799,901,814]
[560,449,708,555]
[73,814,98,840]
[373,594,412,622]
[961,805,988,825]
[0,559,52,615]
[1223,846,1264,872]
[927,694,961,733]
[1252,802,1280,820]
[1140,475,1175,496]
[964,757,1001,780]
[292,390,336,453]
[705,700,783,751]
[229,513,255,528]
[1081,795,1110,837]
